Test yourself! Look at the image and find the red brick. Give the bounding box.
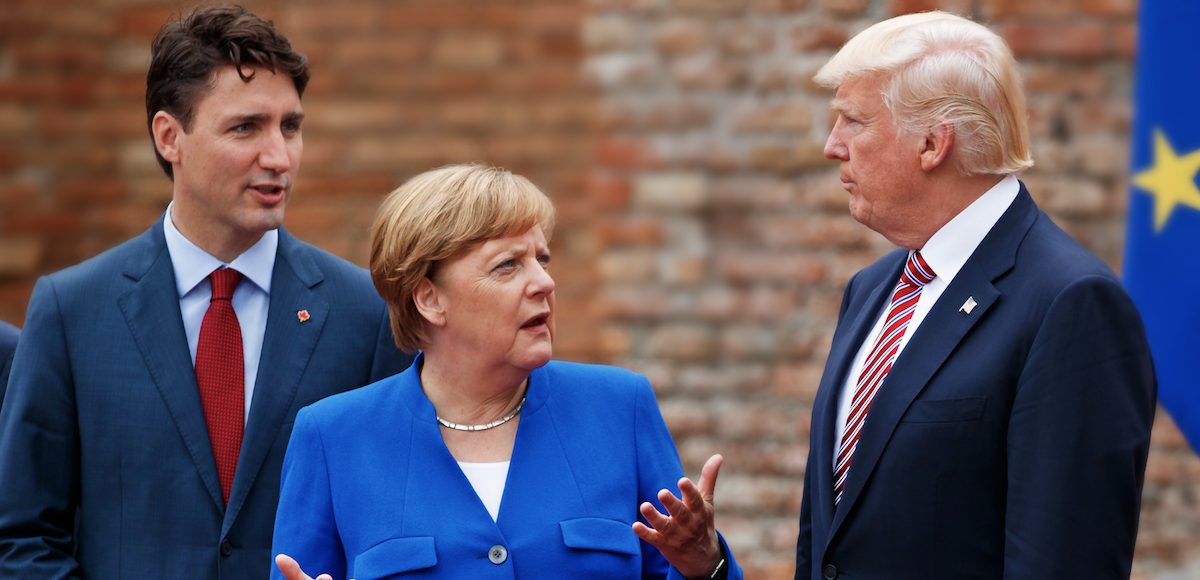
[594,138,658,169]
[1115,22,1136,59]
[655,19,708,55]
[4,211,85,237]
[716,251,827,284]
[384,6,473,30]
[819,0,867,17]
[1003,22,1111,58]
[887,0,972,15]
[595,219,665,247]
[117,8,179,37]
[284,5,383,34]
[749,0,808,12]
[982,0,1073,18]
[587,173,633,210]
[57,177,127,206]
[792,22,848,52]
[1078,0,1136,17]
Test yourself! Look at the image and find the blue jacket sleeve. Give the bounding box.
[632,377,743,580]
[271,408,347,580]
[1003,275,1155,579]
[0,278,82,580]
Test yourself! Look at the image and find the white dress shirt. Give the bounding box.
[833,175,1020,462]
[164,204,277,424]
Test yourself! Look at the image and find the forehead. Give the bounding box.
[192,66,302,120]
[829,73,887,114]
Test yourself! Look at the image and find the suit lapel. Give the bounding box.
[117,219,225,511]
[811,254,905,543]
[224,229,328,534]
[825,186,1039,543]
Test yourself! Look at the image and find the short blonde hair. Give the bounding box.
[370,164,556,353]
[814,11,1033,175]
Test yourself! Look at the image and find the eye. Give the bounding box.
[282,121,301,134]
[537,254,551,268]
[496,259,516,271]
[232,123,253,134]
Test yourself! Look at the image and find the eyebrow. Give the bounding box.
[226,111,306,125]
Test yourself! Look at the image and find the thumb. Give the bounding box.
[275,554,312,580]
[697,454,724,502]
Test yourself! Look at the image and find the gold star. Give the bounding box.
[1132,129,1200,232]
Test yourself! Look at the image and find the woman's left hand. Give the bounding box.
[632,454,725,580]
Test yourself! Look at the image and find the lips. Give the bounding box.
[521,313,550,329]
[251,183,285,195]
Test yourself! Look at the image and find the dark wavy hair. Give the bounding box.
[145,5,310,180]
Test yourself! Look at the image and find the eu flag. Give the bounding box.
[1126,1,1200,451]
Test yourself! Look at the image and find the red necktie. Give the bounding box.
[195,268,245,506]
[834,251,935,506]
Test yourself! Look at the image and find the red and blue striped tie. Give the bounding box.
[834,251,935,507]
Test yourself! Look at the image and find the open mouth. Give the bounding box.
[251,184,285,195]
[521,314,549,329]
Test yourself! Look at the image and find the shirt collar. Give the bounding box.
[163,203,278,298]
[919,174,1019,283]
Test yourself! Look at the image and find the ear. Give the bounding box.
[918,122,954,172]
[412,277,447,328]
[152,110,184,166]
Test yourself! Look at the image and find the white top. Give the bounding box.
[164,204,277,424]
[457,461,510,522]
[833,175,1020,462]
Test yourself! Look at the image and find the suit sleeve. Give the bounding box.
[271,408,347,580]
[0,277,83,580]
[632,378,743,580]
[1003,275,1155,579]
[793,445,814,580]
[367,304,414,383]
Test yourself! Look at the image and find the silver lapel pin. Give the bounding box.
[960,296,977,314]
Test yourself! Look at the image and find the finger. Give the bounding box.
[657,487,687,518]
[275,554,313,580]
[640,500,672,531]
[632,521,666,547]
[697,454,724,501]
[677,476,706,513]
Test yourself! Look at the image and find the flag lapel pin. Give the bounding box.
[959,296,977,314]
[297,310,310,322]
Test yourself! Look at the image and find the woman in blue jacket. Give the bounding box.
[271,164,741,580]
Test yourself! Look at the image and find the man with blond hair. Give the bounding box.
[796,12,1155,580]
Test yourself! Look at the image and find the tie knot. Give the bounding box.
[209,268,243,301]
[901,251,935,287]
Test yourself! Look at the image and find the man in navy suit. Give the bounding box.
[0,321,18,410]
[795,12,1155,580]
[0,6,412,579]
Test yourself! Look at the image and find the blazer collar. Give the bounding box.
[821,183,1040,550]
[395,353,552,426]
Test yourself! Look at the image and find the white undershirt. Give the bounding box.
[457,461,510,522]
[833,175,1020,465]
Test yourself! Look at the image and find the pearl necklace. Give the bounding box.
[437,397,526,432]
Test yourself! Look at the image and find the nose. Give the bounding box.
[527,260,555,298]
[824,116,848,161]
[259,128,293,174]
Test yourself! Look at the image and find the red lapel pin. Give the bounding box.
[297,310,310,322]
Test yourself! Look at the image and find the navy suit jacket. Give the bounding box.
[271,357,742,580]
[796,185,1156,580]
[0,320,19,412]
[0,218,414,580]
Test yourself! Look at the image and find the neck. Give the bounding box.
[419,348,529,426]
[170,201,264,264]
[893,173,1006,250]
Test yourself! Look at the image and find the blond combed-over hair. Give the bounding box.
[814,11,1033,175]
[370,163,556,353]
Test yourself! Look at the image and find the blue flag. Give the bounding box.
[1126,0,1200,452]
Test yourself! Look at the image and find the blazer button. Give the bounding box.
[822,564,838,579]
[220,539,233,557]
[488,545,507,564]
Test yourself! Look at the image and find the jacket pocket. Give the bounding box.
[560,518,640,556]
[900,397,987,423]
[352,537,437,579]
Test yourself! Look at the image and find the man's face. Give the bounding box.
[170,66,303,253]
[824,73,925,243]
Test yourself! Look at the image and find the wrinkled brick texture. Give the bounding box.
[1,0,1197,578]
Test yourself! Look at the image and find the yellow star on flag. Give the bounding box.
[1132,129,1200,232]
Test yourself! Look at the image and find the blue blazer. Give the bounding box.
[795,184,1157,579]
[0,320,18,412]
[0,217,413,580]
[271,357,742,580]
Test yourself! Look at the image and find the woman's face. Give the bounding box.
[432,226,556,373]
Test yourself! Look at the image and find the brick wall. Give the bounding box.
[1,0,1197,578]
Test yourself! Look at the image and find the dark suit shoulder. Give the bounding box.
[1006,212,1124,310]
[275,230,381,306]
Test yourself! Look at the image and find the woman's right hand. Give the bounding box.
[276,554,350,580]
